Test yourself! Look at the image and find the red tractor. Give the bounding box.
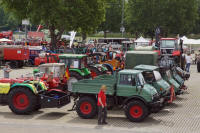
[38,63,68,90]
[159,38,181,66]
[34,53,59,66]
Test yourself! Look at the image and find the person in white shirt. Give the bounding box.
[185,53,192,72]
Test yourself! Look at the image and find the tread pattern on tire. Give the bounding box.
[125,100,149,122]
[76,96,97,119]
[8,87,37,114]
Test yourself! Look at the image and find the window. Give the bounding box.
[137,73,146,86]
[119,74,136,86]
[71,59,79,68]
[166,70,172,79]
[160,40,175,48]
[143,71,155,83]
[153,71,162,81]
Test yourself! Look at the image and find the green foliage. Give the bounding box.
[1,0,106,48]
[126,0,199,37]
[98,0,122,33]
[0,5,20,31]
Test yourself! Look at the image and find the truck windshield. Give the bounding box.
[161,40,175,48]
[166,70,172,79]
[153,71,162,81]
[138,73,146,86]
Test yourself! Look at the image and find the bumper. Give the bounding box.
[148,97,165,107]
[176,89,184,95]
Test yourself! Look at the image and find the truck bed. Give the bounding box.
[72,76,116,95]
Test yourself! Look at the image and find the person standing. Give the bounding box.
[3,63,12,78]
[185,53,192,72]
[197,54,200,72]
[97,85,107,125]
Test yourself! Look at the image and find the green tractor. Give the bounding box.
[59,54,91,91]
[0,79,70,114]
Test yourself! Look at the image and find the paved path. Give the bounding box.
[0,65,199,133]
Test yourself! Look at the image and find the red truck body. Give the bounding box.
[0,45,30,68]
[4,47,29,60]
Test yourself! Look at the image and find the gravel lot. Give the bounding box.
[0,65,199,133]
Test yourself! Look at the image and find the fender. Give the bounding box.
[123,95,148,106]
[102,63,114,74]
[69,68,85,76]
[10,83,37,94]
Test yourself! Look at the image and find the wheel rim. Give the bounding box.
[68,77,78,91]
[13,92,29,110]
[80,102,92,115]
[129,105,143,118]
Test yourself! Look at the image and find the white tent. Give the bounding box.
[0,38,13,42]
[134,36,150,46]
[181,36,200,45]
[134,36,150,43]
[180,36,200,52]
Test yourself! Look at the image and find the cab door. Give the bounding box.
[116,74,137,97]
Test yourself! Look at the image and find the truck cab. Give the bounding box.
[134,65,172,102]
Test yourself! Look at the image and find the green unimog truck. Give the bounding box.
[72,69,161,122]
[159,67,183,95]
[134,65,172,103]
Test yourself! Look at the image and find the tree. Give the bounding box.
[0,5,20,31]
[98,0,122,38]
[1,0,106,49]
[126,0,199,38]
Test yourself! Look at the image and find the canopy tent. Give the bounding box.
[0,38,13,42]
[180,36,200,45]
[134,36,150,46]
[180,36,200,52]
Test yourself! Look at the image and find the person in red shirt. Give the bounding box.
[97,85,107,125]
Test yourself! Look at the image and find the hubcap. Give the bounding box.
[80,102,92,114]
[13,93,29,110]
[129,105,143,118]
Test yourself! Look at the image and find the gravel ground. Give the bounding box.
[0,65,199,133]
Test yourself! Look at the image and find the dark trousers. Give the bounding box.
[98,106,107,124]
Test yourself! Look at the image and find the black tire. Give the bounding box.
[125,100,149,122]
[76,96,97,119]
[17,61,24,68]
[70,71,83,80]
[10,61,17,69]
[8,87,37,114]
